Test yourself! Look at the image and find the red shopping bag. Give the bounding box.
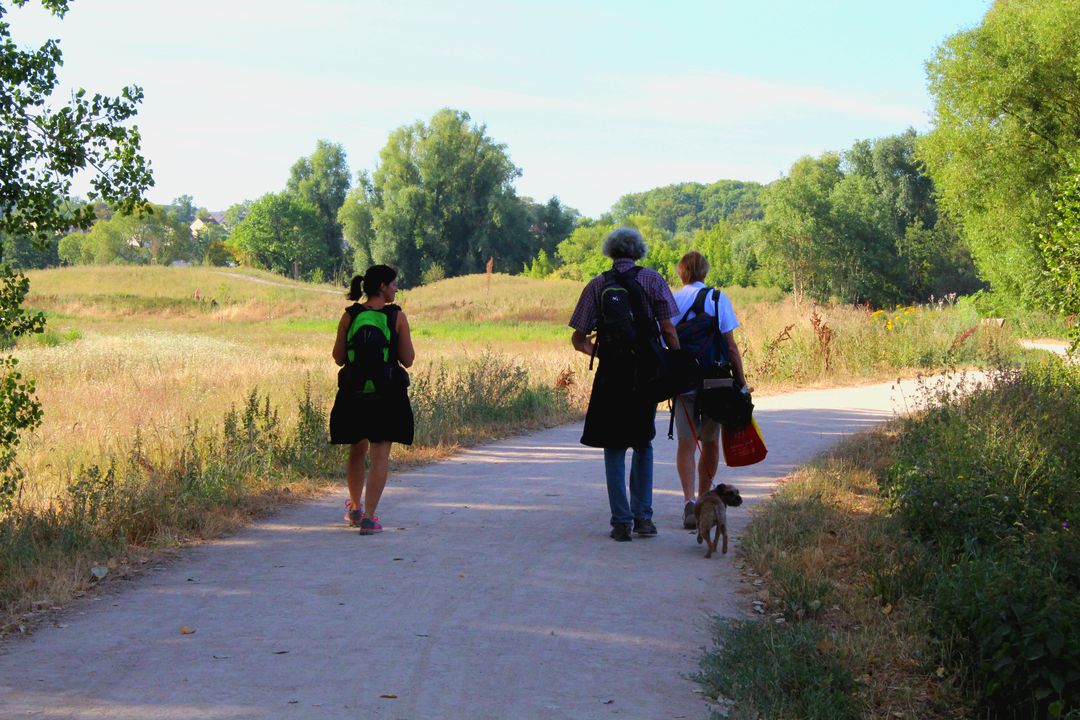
[721,417,768,467]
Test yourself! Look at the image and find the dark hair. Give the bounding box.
[347,264,398,301]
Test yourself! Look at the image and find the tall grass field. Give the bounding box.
[0,266,1041,627]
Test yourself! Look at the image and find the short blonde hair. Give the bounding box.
[677,251,709,284]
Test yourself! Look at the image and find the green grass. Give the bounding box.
[412,320,567,342]
[697,620,862,720]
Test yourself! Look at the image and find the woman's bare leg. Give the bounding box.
[364,441,392,519]
[347,440,369,510]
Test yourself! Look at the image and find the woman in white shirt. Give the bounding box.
[670,251,750,530]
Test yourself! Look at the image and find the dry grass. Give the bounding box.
[12,268,1022,509]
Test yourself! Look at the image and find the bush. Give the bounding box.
[885,362,1080,554]
[884,359,1080,717]
[932,540,1080,719]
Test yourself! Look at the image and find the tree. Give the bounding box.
[168,194,196,224]
[0,0,152,509]
[525,196,578,258]
[826,173,903,304]
[553,216,673,282]
[1037,164,1080,351]
[222,200,253,230]
[287,140,351,276]
[610,180,764,234]
[338,171,376,274]
[0,1,152,244]
[57,204,191,265]
[760,153,843,303]
[342,108,530,286]
[2,231,59,268]
[231,193,330,279]
[919,0,1080,307]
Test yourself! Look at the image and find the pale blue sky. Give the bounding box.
[12,0,992,217]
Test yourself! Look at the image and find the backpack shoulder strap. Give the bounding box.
[618,266,655,322]
[678,287,712,324]
[382,305,401,364]
[712,290,730,364]
[691,287,712,316]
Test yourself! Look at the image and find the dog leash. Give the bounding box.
[680,397,716,487]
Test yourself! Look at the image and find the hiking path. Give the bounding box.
[0,377,968,719]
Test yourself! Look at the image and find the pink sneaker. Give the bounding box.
[345,500,378,527]
[359,517,383,535]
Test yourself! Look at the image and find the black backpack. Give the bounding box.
[594,267,660,367]
[676,287,727,370]
[673,289,752,428]
[339,304,401,396]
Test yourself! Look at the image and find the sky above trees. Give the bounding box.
[10,0,991,216]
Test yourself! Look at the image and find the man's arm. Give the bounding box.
[571,330,595,357]
[659,318,679,350]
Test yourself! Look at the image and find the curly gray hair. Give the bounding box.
[602,226,647,260]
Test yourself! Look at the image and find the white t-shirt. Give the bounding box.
[670,282,738,334]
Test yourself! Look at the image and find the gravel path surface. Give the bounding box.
[0,378,936,720]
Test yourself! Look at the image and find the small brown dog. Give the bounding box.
[695,483,743,558]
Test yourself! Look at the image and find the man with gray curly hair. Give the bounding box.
[569,227,680,542]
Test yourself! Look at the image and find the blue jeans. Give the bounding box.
[603,444,654,527]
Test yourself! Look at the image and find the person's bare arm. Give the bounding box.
[723,330,751,392]
[397,311,415,368]
[332,312,350,367]
[571,330,596,357]
[659,318,680,350]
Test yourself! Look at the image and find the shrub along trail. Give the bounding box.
[0,378,952,720]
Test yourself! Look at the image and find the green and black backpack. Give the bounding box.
[340,303,401,396]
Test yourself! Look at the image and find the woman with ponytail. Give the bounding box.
[330,265,415,535]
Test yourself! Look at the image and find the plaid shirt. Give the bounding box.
[568,259,678,334]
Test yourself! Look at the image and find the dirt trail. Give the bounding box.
[210,270,342,295]
[0,377,943,720]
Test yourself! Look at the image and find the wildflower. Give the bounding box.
[1064,520,1071,530]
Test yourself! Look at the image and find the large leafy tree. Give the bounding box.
[231,192,330,279]
[339,108,530,285]
[919,0,1080,307]
[287,140,351,277]
[760,153,843,303]
[0,0,152,509]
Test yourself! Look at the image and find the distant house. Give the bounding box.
[190,211,226,237]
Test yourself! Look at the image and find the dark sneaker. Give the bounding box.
[633,518,658,536]
[609,523,633,542]
[359,517,383,535]
[683,500,697,530]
